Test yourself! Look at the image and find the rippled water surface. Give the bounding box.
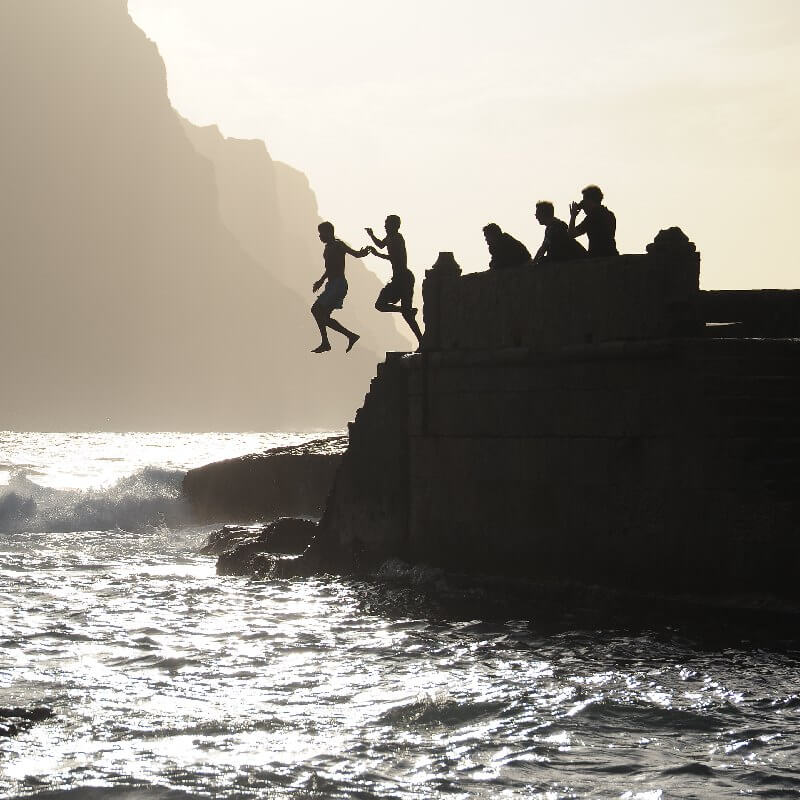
[0,434,798,799]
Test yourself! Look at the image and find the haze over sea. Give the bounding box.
[1,432,798,799]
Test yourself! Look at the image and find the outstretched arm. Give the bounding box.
[365,227,387,248]
[343,243,370,258]
[369,248,392,261]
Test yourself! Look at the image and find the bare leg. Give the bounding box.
[327,317,360,352]
[402,308,423,348]
[376,299,423,349]
[311,303,331,352]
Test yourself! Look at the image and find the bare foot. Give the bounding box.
[312,343,331,353]
[345,333,360,353]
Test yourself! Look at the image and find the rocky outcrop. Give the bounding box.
[0,706,54,738]
[183,435,346,523]
[0,1,393,431]
[201,518,318,578]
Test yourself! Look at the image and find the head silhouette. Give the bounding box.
[385,215,401,234]
[483,223,502,245]
[535,202,555,226]
[581,185,604,210]
[318,221,335,244]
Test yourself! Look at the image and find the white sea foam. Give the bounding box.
[0,467,189,533]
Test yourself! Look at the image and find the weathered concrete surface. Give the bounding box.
[313,354,411,572]
[406,339,800,595]
[183,435,346,523]
[423,253,700,353]
[699,290,800,338]
[307,340,800,599]
[300,250,800,601]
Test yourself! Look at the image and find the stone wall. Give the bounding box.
[422,253,700,352]
[311,253,800,600]
[404,339,799,595]
[314,356,411,570]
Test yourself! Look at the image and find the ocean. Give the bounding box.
[1,432,798,799]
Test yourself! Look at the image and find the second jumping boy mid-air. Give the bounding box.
[365,215,423,349]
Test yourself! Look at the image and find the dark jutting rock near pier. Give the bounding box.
[183,435,346,523]
[195,232,800,605]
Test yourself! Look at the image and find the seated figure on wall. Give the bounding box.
[483,223,532,270]
[568,185,619,257]
[533,201,588,264]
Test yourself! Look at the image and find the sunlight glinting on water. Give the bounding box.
[0,431,330,490]
[1,433,799,798]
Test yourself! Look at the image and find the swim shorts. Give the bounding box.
[377,269,415,309]
[316,277,348,311]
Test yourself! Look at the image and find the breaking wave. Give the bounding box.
[0,467,189,533]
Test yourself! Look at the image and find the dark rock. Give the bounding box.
[199,524,262,556]
[183,435,346,523]
[207,517,319,577]
[0,706,54,737]
[263,517,318,554]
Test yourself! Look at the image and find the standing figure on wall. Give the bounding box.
[569,185,619,257]
[311,221,369,353]
[366,214,424,350]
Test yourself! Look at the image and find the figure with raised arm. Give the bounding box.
[483,223,532,270]
[365,214,423,349]
[568,185,618,257]
[311,221,369,354]
[533,201,587,264]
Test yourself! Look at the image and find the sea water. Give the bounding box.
[0,432,798,799]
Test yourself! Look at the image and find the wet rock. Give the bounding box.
[183,435,346,524]
[263,517,318,555]
[0,706,54,737]
[200,524,262,556]
[206,517,319,577]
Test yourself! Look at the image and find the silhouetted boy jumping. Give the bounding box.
[311,221,369,354]
[366,215,423,349]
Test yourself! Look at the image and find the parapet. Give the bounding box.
[422,241,701,353]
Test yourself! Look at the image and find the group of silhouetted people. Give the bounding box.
[485,184,618,271]
[310,185,618,354]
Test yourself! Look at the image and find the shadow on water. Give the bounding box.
[19,789,197,800]
[348,559,800,651]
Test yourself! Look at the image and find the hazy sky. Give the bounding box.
[128,0,799,289]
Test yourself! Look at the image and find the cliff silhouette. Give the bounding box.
[182,121,412,353]
[0,0,407,431]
